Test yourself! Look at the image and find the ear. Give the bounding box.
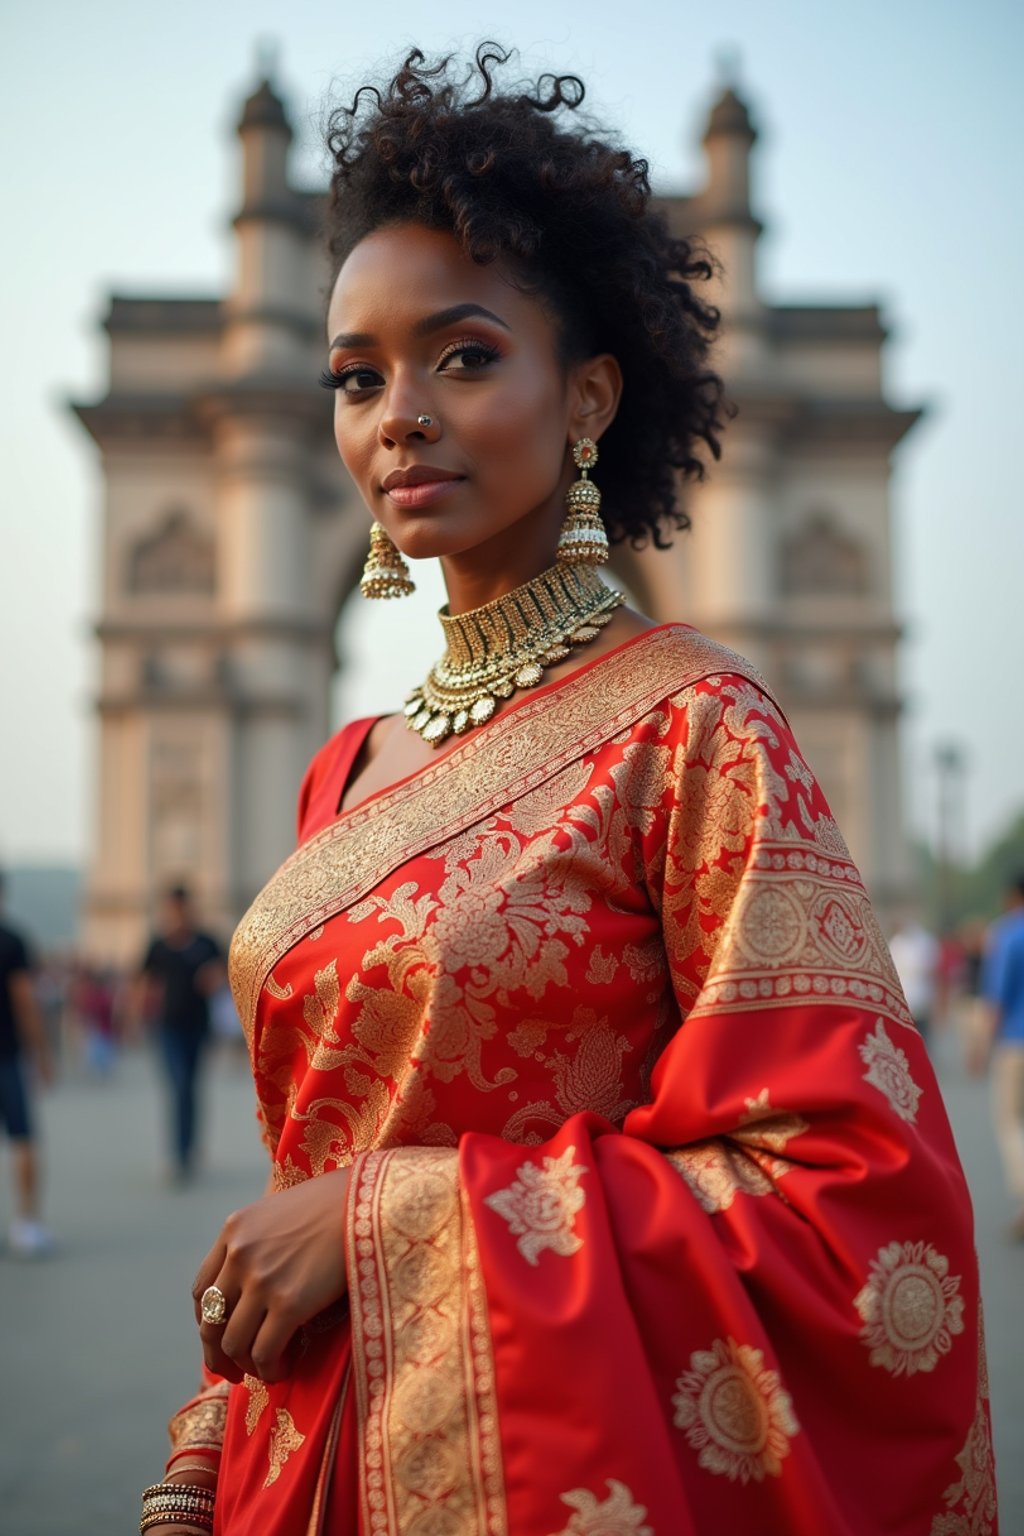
[567,352,623,444]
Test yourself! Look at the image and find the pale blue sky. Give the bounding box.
[1,0,1021,867]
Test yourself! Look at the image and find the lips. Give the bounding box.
[381,465,465,492]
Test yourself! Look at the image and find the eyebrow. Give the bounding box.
[329,302,511,351]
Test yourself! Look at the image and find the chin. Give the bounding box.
[385,508,492,563]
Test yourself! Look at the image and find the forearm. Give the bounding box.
[10,974,52,1068]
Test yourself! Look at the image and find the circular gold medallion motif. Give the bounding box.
[735,885,806,966]
[854,1239,965,1376]
[672,1336,799,1483]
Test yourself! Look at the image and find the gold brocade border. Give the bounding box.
[687,840,912,1028]
[230,626,771,1038]
[348,1148,507,1536]
[167,1379,231,1457]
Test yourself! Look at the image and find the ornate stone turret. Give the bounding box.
[223,75,318,378]
[696,82,763,328]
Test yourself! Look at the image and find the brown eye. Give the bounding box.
[437,341,501,372]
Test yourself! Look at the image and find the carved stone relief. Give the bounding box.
[128,508,215,595]
[780,510,868,597]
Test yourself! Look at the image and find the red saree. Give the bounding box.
[171,624,995,1536]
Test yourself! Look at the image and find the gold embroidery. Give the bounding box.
[167,1379,230,1453]
[483,1145,587,1265]
[672,1336,799,1484]
[264,1407,305,1488]
[584,945,619,985]
[854,1240,965,1376]
[668,1089,808,1214]
[930,1403,996,1535]
[686,844,910,1026]
[264,972,293,1001]
[348,1148,506,1536]
[229,627,771,1036]
[859,1018,922,1123]
[930,1301,996,1534]
[668,1141,776,1213]
[548,1480,653,1536]
[243,1374,268,1436]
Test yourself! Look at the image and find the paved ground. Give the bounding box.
[0,1032,1020,1535]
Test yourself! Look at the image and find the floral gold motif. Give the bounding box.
[484,1146,588,1265]
[243,1374,268,1436]
[548,1479,653,1536]
[264,1407,305,1489]
[854,1240,965,1376]
[672,1335,800,1484]
[859,1019,923,1124]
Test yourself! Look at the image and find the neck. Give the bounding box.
[438,505,562,615]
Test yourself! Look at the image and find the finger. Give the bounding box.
[219,1291,270,1381]
[249,1302,303,1385]
[199,1291,246,1384]
[191,1239,228,1326]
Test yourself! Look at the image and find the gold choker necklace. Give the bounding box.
[404,563,625,746]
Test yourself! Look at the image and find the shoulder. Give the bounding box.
[620,625,782,717]
[622,625,790,752]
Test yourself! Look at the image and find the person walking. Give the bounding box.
[139,884,224,1185]
[0,871,55,1256]
[975,873,1024,1238]
[889,913,941,1047]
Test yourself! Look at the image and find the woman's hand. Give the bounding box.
[192,1168,351,1385]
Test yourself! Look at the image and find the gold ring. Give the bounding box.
[200,1284,229,1326]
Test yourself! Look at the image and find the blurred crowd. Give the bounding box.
[0,878,243,1256]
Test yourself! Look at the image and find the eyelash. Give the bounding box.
[318,338,501,394]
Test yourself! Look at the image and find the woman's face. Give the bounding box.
[325,222,619,570]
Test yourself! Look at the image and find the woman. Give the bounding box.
[143,45,996,1536]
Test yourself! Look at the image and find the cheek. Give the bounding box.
[461,369,566,481]
[333,401,371,482]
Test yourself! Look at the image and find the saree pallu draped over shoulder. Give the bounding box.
[184,625,993,1536]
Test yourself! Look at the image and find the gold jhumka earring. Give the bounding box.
[360,522,415,599]
[557,436,609,565]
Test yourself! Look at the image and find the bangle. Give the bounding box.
[140,1480,215,1534]
[165,1459,219,1479]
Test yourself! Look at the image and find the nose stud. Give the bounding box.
[417,414,433,427]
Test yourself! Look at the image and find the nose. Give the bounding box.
[378,388,442,448]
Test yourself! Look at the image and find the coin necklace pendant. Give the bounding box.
[403,562,625,747]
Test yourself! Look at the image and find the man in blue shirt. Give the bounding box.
[980,873,1024,1238]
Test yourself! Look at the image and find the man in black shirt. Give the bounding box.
[140,884,224,1184]
[0,872,55,1254]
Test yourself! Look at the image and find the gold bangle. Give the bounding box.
[141,1518,213,1535]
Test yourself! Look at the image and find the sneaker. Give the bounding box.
[8,1218,56,1258]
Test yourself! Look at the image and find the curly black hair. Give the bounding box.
[325,42,729,547]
